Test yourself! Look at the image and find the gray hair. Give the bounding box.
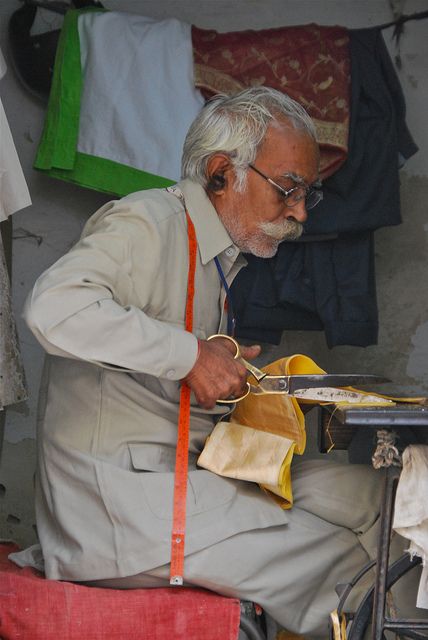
[181,86,317,190]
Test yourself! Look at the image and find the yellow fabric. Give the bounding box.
[198,354,426,509]
[197,421,296,505]
[198,356,306,508]
[232,356,310,455]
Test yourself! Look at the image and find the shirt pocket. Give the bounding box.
[128,443,177,472]
[140,466,237,520]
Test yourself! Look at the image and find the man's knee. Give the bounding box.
[291,458,382,533]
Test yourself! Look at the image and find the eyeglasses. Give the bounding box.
[248,164,323,210]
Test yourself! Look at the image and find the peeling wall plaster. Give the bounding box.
[0,440,37,548]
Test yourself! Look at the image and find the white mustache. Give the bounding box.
[259,219,303,241]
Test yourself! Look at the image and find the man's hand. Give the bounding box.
[183,337,261,409]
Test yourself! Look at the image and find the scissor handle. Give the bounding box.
[207,334,266,382]
[206,334,264,404]
[207,333,240,355]
[216,382,252,404]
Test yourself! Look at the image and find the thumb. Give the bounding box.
[239,344,262,360]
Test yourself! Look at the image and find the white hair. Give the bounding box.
[181,86,317,190]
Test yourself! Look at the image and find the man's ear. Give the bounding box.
[205,154,233,194]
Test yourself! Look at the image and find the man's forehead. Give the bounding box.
[261,125,320,182]
[262,122,318,155]
[269,151,320,185]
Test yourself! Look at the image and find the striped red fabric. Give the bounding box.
[0,544,240,640]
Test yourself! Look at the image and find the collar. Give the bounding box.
[177,179,240,266]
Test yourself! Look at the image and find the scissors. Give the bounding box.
[207,334,391,404]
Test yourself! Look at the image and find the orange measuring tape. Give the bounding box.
[169,209,197,585]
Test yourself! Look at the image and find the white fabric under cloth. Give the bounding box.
[0,84,32,221]
[77,11,205,181]
[0,46,31,408]
[393,444,428,609]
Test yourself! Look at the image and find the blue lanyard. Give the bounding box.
[214,256,236,337]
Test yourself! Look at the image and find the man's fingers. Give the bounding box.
[183,339,261,409]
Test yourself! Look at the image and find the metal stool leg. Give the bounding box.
[239,601,267,640]
[371,465,401,640]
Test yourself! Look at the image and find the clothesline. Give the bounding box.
[378,9,428,31]
[19,0,102,13]
[18,0,428,32]
[377,9,428,67]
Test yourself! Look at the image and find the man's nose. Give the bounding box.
[284,200,308,223]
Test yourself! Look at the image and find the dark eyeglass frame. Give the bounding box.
[248,163,323,210]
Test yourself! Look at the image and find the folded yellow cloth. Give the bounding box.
[198,354,426,509]
[232,355,311,455]
[198,356,308,508]
[197,420,296,505]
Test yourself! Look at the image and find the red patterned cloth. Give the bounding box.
[0,543,240,640]
[192,24,351,180]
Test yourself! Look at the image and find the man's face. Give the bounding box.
[213,123,320,258]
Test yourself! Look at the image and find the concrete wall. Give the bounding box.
[0,0,427,547]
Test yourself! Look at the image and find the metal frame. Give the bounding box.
[322,405,428,640]
[240,601,268,640]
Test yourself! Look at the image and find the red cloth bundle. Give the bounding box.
[0,543,240,639]
[192,23,351,180]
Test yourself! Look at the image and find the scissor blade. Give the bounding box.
[288,387,394,404]
[259,374,390,394]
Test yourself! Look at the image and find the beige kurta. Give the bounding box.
[24,179,392,636]
[25,179,288,581]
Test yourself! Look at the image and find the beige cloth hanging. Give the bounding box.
[0,46,31,409]
[393,444,428,609]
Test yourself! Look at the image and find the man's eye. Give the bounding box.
[278,188,292,202]
[288,190,305,203]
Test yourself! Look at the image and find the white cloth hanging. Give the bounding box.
[0,46,31,408]
[0,48,31,222]
[393,444,428,609]
[77,11,205,181]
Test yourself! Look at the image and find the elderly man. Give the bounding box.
[24,87,382,637]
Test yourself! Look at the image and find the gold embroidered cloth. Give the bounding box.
[192,24,351,180]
